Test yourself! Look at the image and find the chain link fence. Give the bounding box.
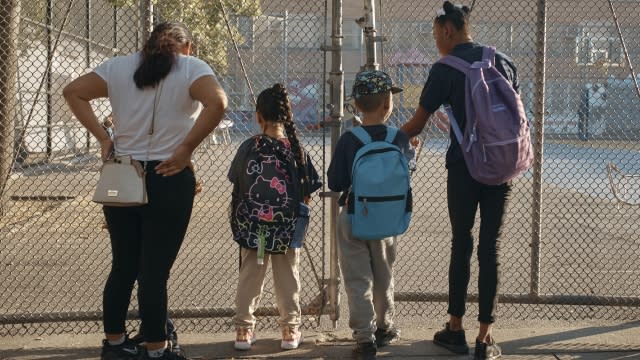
[1,0,639,336]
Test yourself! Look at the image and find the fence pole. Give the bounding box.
[140,0,153,46]
[85,0,92,151]
[327,0,344,328]
[530,0,547,299]
[362,0,378,70]
[283,10,288,85]
[46,0,53,160]
[0,0,20,216]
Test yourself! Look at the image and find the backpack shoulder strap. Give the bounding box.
[444,105,464,145]
[482,46,496,67]
[384,126,398,143]
[438,55,471,75]
[350,126,372,145]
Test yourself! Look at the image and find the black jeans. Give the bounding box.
[446,162,511,324]
[102,162,195,342]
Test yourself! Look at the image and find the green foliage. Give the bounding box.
[107,0,261,73]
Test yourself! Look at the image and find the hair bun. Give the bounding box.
[443,1,456,13]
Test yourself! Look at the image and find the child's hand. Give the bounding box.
[410,137,421,148]
[434,110,450,132]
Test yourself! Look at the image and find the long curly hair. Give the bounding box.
[133,22,192,89]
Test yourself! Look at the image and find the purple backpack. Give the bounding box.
[439,46,533,185]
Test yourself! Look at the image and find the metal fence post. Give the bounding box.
[140,0,153,46]
[0,0,21,216]
[530,0,547,299]
[85,0,92,151]
[328,0,344,328]
[46,0,53,160]
[362,0,378,71]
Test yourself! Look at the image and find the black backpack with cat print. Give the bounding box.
[229,135,302,254]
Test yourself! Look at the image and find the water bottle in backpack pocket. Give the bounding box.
[348,126,412,240]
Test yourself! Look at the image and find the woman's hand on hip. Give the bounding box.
[155,145,192,177]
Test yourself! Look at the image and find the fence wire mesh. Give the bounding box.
[0,0,639,336]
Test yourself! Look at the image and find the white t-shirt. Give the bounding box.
[94,52,216,160]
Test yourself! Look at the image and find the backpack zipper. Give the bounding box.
[357,195,406,202]
[358,195,406,217]
[481,136,521,161]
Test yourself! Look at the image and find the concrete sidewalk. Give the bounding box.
[2,321,640,359]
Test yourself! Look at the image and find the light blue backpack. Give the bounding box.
[349,126,412,240]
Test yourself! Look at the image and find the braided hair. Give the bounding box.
[435,1,472,31]
[133,22,192,89]
[256,84,306,169]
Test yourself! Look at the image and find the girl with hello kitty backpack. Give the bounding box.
[227,83,322,351]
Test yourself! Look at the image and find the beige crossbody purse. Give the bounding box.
[92,84,162,206]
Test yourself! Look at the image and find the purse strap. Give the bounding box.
[112,82,163,160]
[145,82,164,162]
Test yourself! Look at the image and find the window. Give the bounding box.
[575,24,622,66]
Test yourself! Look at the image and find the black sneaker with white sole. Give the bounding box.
[353,341,377,360]
[374,327,400,347]
[100,337,143,360]
[474,339,502,360]
[432,322,470,354]
[130,331,183,356]
[141,348,189,360]
[167,331,184,356]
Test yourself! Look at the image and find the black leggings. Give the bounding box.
[446,162,511,324]
[102,162,195,342]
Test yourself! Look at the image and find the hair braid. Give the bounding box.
[272,84,306,169]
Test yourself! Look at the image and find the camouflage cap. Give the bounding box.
[352,70,403,99]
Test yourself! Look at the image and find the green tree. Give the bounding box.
[108,0,261,73]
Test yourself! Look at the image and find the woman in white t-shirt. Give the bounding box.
[64,22,227,360]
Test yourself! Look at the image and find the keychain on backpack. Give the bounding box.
[257,227,266,265]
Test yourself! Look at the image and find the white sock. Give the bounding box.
[108,335,125,346]
[147,346,167,358]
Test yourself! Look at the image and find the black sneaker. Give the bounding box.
[353,341,377,360]
[433,322,470,354]
[142,348,189,360]
[474,339,502,360]
[101,337,143,360]
[374,327,400,347]
[168,331,184,356]
[131,331,183,356]
[130,332,144,345]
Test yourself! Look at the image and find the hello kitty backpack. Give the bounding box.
[229,135,302,254]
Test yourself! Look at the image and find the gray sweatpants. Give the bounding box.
[233,247,301,330]
[337,209,396,344]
